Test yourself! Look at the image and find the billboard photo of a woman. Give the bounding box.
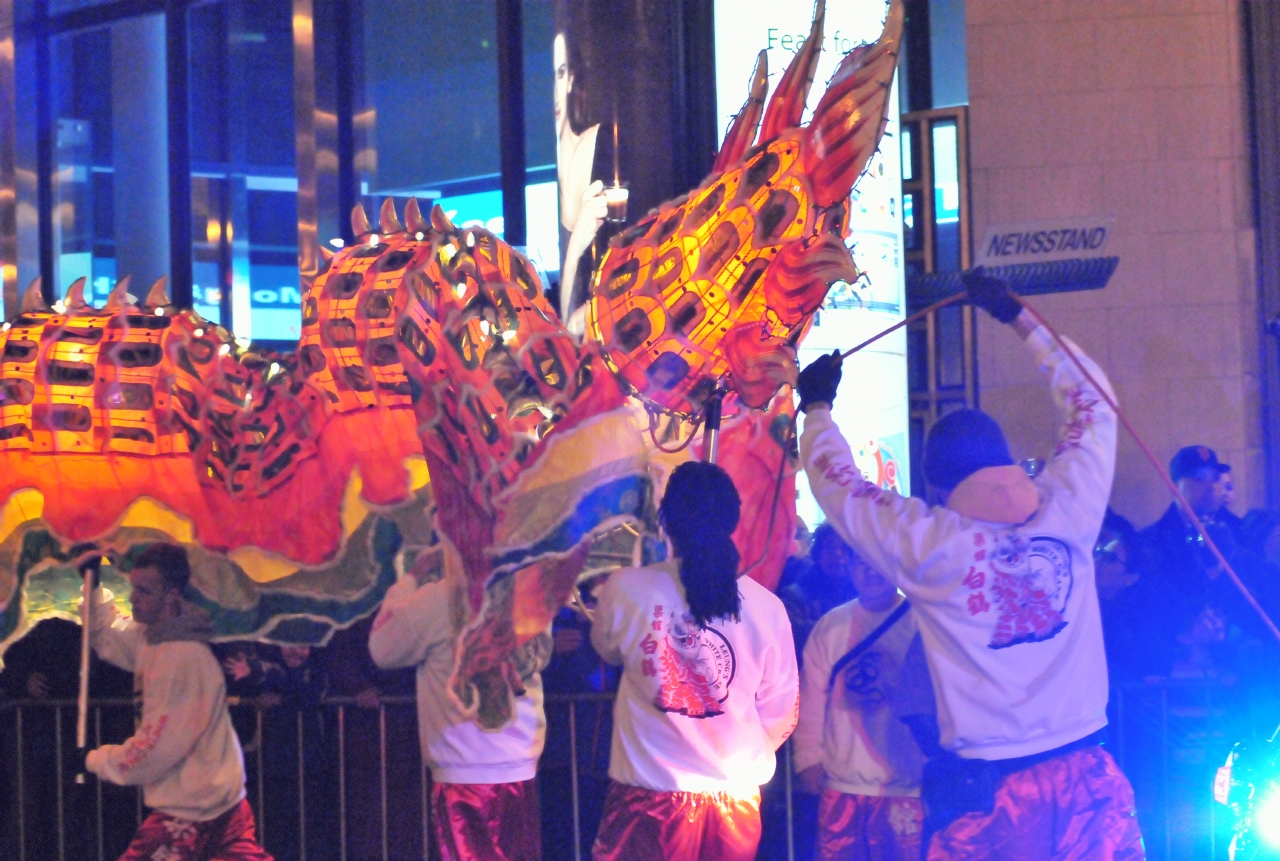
[553,28,606,326]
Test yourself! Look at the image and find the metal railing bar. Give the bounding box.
[55,704,65,861]
[569,700,582,861]
[338,705,347,861]
[17,706,26,861]
[380,703,389,861]
[257,707,266,846]
[95,706,104,861]
[297,709,307,861]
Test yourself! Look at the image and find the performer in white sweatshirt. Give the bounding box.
[80,542,272,861]
[793,549,925,861]
[589,461,799,861]
[796,272,1144,860]
[368,548,550,861]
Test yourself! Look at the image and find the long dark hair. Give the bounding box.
[660,462,742,628]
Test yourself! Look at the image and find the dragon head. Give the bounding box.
[586,0,903,417]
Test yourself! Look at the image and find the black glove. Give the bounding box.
[797,350,843,412]
[71,747,90,776]
[963,267,1022,323]
[69,542,105,589]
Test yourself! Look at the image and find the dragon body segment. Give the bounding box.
[0,0,903,728]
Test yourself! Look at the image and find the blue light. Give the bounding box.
[1257,785,1280,848]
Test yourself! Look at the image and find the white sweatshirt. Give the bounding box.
[801,325,1115,761]
[85,590,246,822]
[591,559,799,795]
[368,574,548,784]
[793,597,925,796]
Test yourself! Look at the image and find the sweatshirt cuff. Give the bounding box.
[1022,324,1055,362]
[85,747,106,777]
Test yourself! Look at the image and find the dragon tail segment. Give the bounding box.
[758,0,826,144]
[805,0,904,207]
[712,50,769,175]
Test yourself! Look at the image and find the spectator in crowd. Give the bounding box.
[217,643,335,861]
[793,551,924,861]
[1,617,135,859]
[540,572,619,861]
[326,615,421,861]
[1094,509,1160,684]
[1136,447,1264,675]
[777,519,815,594]
[1216,467,1243,537]
[780,523,859,656]
[1241,508,1280,564]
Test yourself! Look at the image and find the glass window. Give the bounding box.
[49,14,170,306]
[188,0,298,341]
[931,119,960,272]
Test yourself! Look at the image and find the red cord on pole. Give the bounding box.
[1014,296,1280,646]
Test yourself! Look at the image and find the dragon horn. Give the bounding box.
[319,245,334,261]
[404,197,430,234]
[145,276,169,307]
[352,202,373,237]
[20,276,48,313]
[712,50,769,174]
[65,276,88,310]
[104,276,132,311]
[759,0,826,143]
[379,197,403,234]
[805,0,904,207]
[430,204,456,233]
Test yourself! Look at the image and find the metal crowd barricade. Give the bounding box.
[0,682,1245,861]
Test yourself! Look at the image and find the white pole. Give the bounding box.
[75,565,92,784]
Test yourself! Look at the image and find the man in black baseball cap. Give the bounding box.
[1168,445,1231,518]
[1134,444,1238,676]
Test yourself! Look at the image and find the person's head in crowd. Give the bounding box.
[280,645,312,669]
[1170,445,1230,519]
[1095,509,1139,601]
[922,408,1014,505]
[128,543,191,627]
[793,519,812,559]
[1216,467,1237,513]
[810,523,855,581]
[659,461,742,628]
[849,550,898,612]
[1242,508,1280,564]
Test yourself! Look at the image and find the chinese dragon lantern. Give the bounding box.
[0,0,902,729]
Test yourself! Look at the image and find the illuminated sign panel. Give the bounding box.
[714,0,910,524]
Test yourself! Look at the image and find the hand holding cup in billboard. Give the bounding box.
[604,184,629,223]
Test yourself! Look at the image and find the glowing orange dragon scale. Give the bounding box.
[589,0,903,416]
[0,0,902,728]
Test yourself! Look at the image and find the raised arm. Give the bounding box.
[800,401,945,586]
[1019,314,1117,532]
[367,574,454,670]
[87,587,143,673]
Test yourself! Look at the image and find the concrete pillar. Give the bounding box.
[110,13,170,297]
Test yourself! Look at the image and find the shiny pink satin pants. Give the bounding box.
[431,779,541,861]
[928,746,1145,861]
[817,791,923,861]
[591,781,761,861]
[119,799,272,861]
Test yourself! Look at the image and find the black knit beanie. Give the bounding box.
[923,409,1014,492]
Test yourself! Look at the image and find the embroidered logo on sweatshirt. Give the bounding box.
[986,535,1073,649]
[646,605,737,718]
